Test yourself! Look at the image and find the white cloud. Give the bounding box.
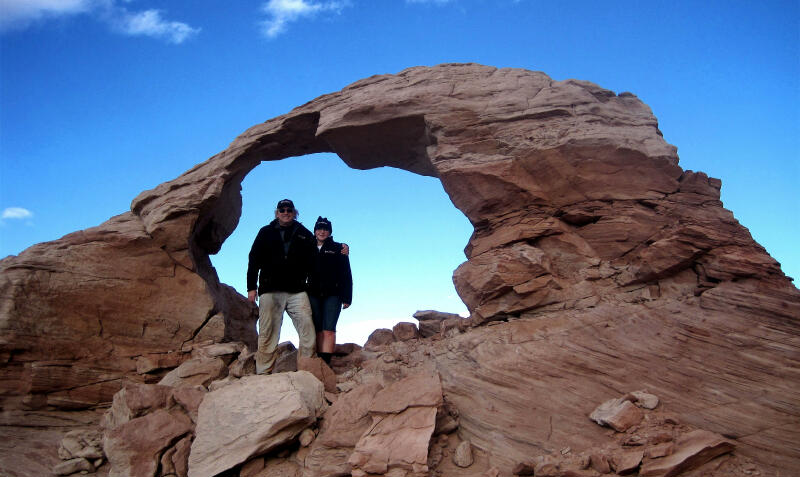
[406,0,455,4]
[260,0,348,38]
[1,207,33,219]
[0,0,199,44]
[116,9,199,44]
[0,0,93,31]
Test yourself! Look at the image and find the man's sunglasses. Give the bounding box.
[278,207,294,213]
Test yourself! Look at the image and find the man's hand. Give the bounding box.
[247,290,257,304]
[341,243,350,256]
[343,303,350,309]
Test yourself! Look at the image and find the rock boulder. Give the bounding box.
[187,371,326,477]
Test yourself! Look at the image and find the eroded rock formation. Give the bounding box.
[1,63,798,476]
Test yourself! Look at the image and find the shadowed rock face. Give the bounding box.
[1,63,798,472]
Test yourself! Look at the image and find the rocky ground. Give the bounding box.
[3,306,791,477]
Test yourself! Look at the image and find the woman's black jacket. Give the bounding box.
[307,236,353,304]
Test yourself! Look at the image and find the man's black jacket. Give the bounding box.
[247,219,315,295]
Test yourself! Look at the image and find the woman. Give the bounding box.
[307,216,352,364]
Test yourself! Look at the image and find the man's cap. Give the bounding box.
[314,216,332,232]
[276,199,295,210]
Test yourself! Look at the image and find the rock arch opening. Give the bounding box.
[211,152,473,345]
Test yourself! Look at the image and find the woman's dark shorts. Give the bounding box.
[309,295,342,332]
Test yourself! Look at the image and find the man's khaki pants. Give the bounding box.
[256,291,316,374]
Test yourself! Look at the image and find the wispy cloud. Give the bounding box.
[1,207,33,220]
[260,0,348,39]
[0,0,199,43]
[113,9,199,44]
[405,0,455,4]
[0,0,93,31]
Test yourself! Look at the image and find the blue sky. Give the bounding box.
[1,0,798,345]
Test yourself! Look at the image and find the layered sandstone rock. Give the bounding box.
[0,212,257,412]
[0,63,797,476]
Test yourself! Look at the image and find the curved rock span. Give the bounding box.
[1,64,798,474]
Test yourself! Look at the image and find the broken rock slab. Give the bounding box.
[101,382,173,430]
[589,396,644,432]
[53,457,95,476]
[304,382,384,477]
[297,355,337,394]
[348,373,443,477]
[393,322,421,342]
[413,310,465,338]
[630,390,659,410]
[611,449,644,475]
[58,428,103,460]
[453,440,474,468]
[103,408,194,477]
[188,371,326,477]
[158,355,228,388]
[364,328,396,351]
[639,429,735,477]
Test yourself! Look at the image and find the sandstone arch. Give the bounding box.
[1,64,798,470]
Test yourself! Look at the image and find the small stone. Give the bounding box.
[158,356,228,388]
[229,350,256,377]
[561,447,571,455]
[297,356,337,394]
[170,385,206,423]
[453,440,474,467]
[75,446,103,459]
[645,442,674,459]
[483,467,500,477]
[299,428,316,447]
[535,456,560,476]
[239,457,265,477]
[434,411,458,435]
[623,434,647,446]
[631,390,659,409]
[208,376,237,391]
[392,322,420,341]
[649,431,674,445]
[512,461,536,475]
[611,449,643,475]
[589,397,644,432]
[589,453,611,474]
[53,458,94,476]
[193,342,244,359]
[364,328,395,351]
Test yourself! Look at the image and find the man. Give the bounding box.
[247,199,317,374]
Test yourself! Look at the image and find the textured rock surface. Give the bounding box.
[414,310,464,338]
[590,396,645,431]
[349,373,443,477]
[0,212,257,411]
[188,372,325,477]
[158,355,228,388]
[640,430,735,477]
[304,382,383,477]
[104,409,193,477]
[0,63,798,476]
